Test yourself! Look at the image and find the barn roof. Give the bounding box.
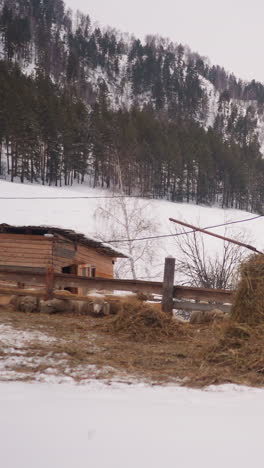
[0,224,127,258]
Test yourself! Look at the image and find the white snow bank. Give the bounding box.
[0,382,263,468]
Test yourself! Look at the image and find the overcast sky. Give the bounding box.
[65,0,264,83]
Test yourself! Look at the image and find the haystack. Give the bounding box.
[231,254,264,325]
[97,298,187,342]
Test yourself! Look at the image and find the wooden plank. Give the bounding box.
[96,273,113,279]
[0,268,234,303]
[0,239,52,245]
[0,286,234,313]
[45,267,55,299]
[54,239,75,249]
[169,217,262,254]
[53,246,76,259]
[173,301,231,314]
[0,240,52,246]
[0,268,45,286]
[174,285,233,303]
[0,287,105,304]
[54,274,164,295]
[0,260,51,267]
[0,250,51,259]
[0,254,52,260]
[75,254,112,267]
[0,266,45,274]
[161,256,175,314]
[76,245,114,272]
[0,234,52,242]
[0,287,137,304]
[0,287,46,297]
[0,242,52,252]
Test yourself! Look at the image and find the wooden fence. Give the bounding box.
[0,257,234,314]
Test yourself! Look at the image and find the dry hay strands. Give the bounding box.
[231,254,264,325]
[200,321,264,386]
[96,298,188,342]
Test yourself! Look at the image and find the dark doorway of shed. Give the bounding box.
[62,264,78,294]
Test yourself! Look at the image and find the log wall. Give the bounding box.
[52,238,76,273]
[0,233,53,269]
[52,237,114,278]
[75,245,114,278]
[0,233,115,294]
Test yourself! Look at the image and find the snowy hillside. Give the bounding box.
[2,0,264,155]
[0,179,263,281]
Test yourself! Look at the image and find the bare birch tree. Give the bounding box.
[94,196,160,280]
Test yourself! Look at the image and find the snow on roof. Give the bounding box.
[0,224,127,258]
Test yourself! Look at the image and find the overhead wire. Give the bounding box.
[0,195,143,200]
[0,192,263,245]
[104,214,264,243]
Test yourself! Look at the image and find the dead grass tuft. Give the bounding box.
[96,298,187,342]
[231,254,264,325]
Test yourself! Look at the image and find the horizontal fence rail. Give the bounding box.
[173,300,231,314]
[0,264,234,314]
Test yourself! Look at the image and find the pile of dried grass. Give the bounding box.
[97,298,187,342]
[195,320,264,387]
[231,254,264,325]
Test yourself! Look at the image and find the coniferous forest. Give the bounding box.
[1,0,264,212]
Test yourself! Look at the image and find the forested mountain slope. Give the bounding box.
[0,0,264,213]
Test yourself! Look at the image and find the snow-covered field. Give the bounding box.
[0,381,263,468]
[0,179,263,280]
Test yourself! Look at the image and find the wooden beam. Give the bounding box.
[161,256,175,314]
[53,246,75,259]
[0,286,234,314]
[54,274,164,295]
[0,268,45,286]
[173,301,231,314]
[0,287,46,298]
[169,217,262,254]
[0,287,100,303]
[174,285,233,303]
[0,266,45,274]
[45,267,55,299]
[0,268,234,304]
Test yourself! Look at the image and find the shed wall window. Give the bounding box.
[80,265,96,278]
[81,267,88,276]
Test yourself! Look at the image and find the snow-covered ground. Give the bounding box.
[0,322,133,385]
[0,323,70,383]
[0,179,263,280]
[0,381,263,468]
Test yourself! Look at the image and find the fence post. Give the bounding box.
[45,266,55,300]
[161,256,175,314]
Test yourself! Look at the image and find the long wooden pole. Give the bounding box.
[169,217,263,254]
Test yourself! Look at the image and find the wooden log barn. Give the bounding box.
[0,224,127,294]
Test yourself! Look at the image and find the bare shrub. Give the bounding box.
[174,227,249,290]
